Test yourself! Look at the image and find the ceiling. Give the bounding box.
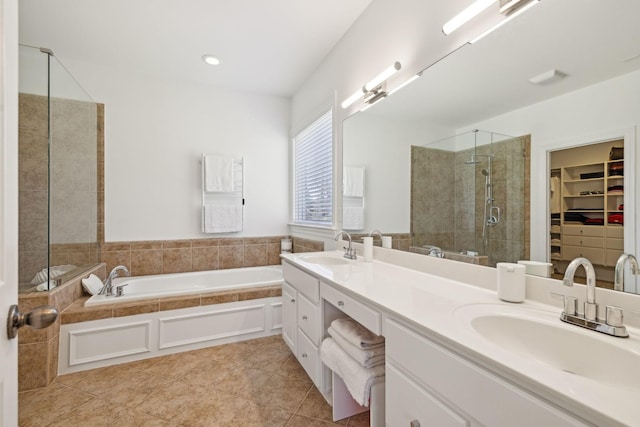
[18,0,372,97]
[365,0,640,129]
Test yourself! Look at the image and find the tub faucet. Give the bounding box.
[425,245,444,258]
[335,231,357,260]
[99,265,130,297]
[560,257,628,337]
[614,253,639,292]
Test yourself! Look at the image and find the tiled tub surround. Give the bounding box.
[18,264,106,391]
[100,235,324,277]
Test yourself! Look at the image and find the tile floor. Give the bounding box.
[19,335,370,426]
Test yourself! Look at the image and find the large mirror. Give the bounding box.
[342,0,640,292]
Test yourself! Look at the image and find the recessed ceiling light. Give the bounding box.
[528,69,567,85]
[202,55,221,66]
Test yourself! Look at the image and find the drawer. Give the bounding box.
[386,363,468,427]
[298,293,321,345]
[281,281,297,353]
[297,328,320,387]
[562,245,604,265]
[607,237,624,251]
[384,318,587,427]
[283,261,319,303]
[606,249,624,267]
[320,282,382,335]
[607,226,624,239]
[562,225,604,237]
[561,235,603,248]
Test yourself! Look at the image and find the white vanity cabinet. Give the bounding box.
[282,261,323,387]
[384,317,592,427]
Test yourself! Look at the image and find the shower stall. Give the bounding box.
[410,129,529,267]
[18,45,101,292]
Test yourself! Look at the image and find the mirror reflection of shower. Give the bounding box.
[466,143,500,248]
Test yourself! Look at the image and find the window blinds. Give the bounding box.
[293,109,333,225]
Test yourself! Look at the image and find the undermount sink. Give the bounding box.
[455,304,640,388]
[299,254,351,266]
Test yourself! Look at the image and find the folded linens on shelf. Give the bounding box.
[331,317,385,349]
[328,325,385,368]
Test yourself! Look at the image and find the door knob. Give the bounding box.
[7,304,59,339]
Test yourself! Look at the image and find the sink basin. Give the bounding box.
[455,304,640,388]
[299,255,351,266]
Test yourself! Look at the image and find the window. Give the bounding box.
[293,109,333,226]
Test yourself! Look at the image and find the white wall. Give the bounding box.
[64,60,291,241]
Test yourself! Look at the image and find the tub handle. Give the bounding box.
[115,283,128,297]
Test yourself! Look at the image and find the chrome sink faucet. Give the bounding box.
[614,253,639,292]
[561,257,628,338]
[335,231,357,260]
[368,229,383,239]
[98,265,130,296]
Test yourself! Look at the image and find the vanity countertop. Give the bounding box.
[281,250,640,427]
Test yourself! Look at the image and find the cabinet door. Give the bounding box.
[282,281,297,353]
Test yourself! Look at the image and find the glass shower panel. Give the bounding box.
[18,45,99,292]
[48,55,99,284]
[18,46,51,292]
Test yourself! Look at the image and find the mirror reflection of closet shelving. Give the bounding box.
[550,140,624,280]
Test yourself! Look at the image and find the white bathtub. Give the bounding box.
[84,265,283,307]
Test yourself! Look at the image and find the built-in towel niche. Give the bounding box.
[343,166,365,231]
[201,154,244,233]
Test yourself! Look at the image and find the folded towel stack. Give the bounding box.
[320,318,385,407]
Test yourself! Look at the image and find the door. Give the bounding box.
[1,0,20,424]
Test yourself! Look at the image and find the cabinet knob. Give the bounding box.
[301,353,308,358]
[302,315,308,320]
[338,301,344,307]
[290,298,295,303]
[410,420,421,427]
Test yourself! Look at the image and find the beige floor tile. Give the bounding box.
[212,366,275,400]
[286,414,345,427]
[275,355,311,381]
[346,411,371,427]
[113,410,179,427]
[133,379,197,420]
[253,375,314,411]
[18,383,94,427]
[296,387,348,425]
[44,397,130,427]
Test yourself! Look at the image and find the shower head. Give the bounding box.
[481,168,489,176]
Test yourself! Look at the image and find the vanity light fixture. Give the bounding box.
[469,0,539,44]
[442,0,498,36]
[359,73,421,112]
[202,54,221,65]
[341,62,402,109]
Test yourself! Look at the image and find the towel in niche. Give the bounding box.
[331,317,384,349]
[328,326,385,368]
[320,337,384,407]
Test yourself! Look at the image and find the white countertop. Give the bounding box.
[281,250,640,427]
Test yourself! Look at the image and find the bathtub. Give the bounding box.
[61,265,284,374]
[84,265,283,307]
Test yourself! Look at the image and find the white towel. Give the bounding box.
[328,326,385,368]
[35,280,58,292]
[81,274,104,295]
[343,167,364,197]
[320,337,384,407]
[204,155,234,192]
[30,264,76,285]
[343,207,364,230]
[203,203,242,233]
[331,318,384,349]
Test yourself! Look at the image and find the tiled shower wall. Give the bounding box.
[18,94,104,288]
[411,136,530,266]
[411,146,456,249]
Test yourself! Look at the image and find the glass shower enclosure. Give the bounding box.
[410,129,529,267]
[18,45,100,292]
